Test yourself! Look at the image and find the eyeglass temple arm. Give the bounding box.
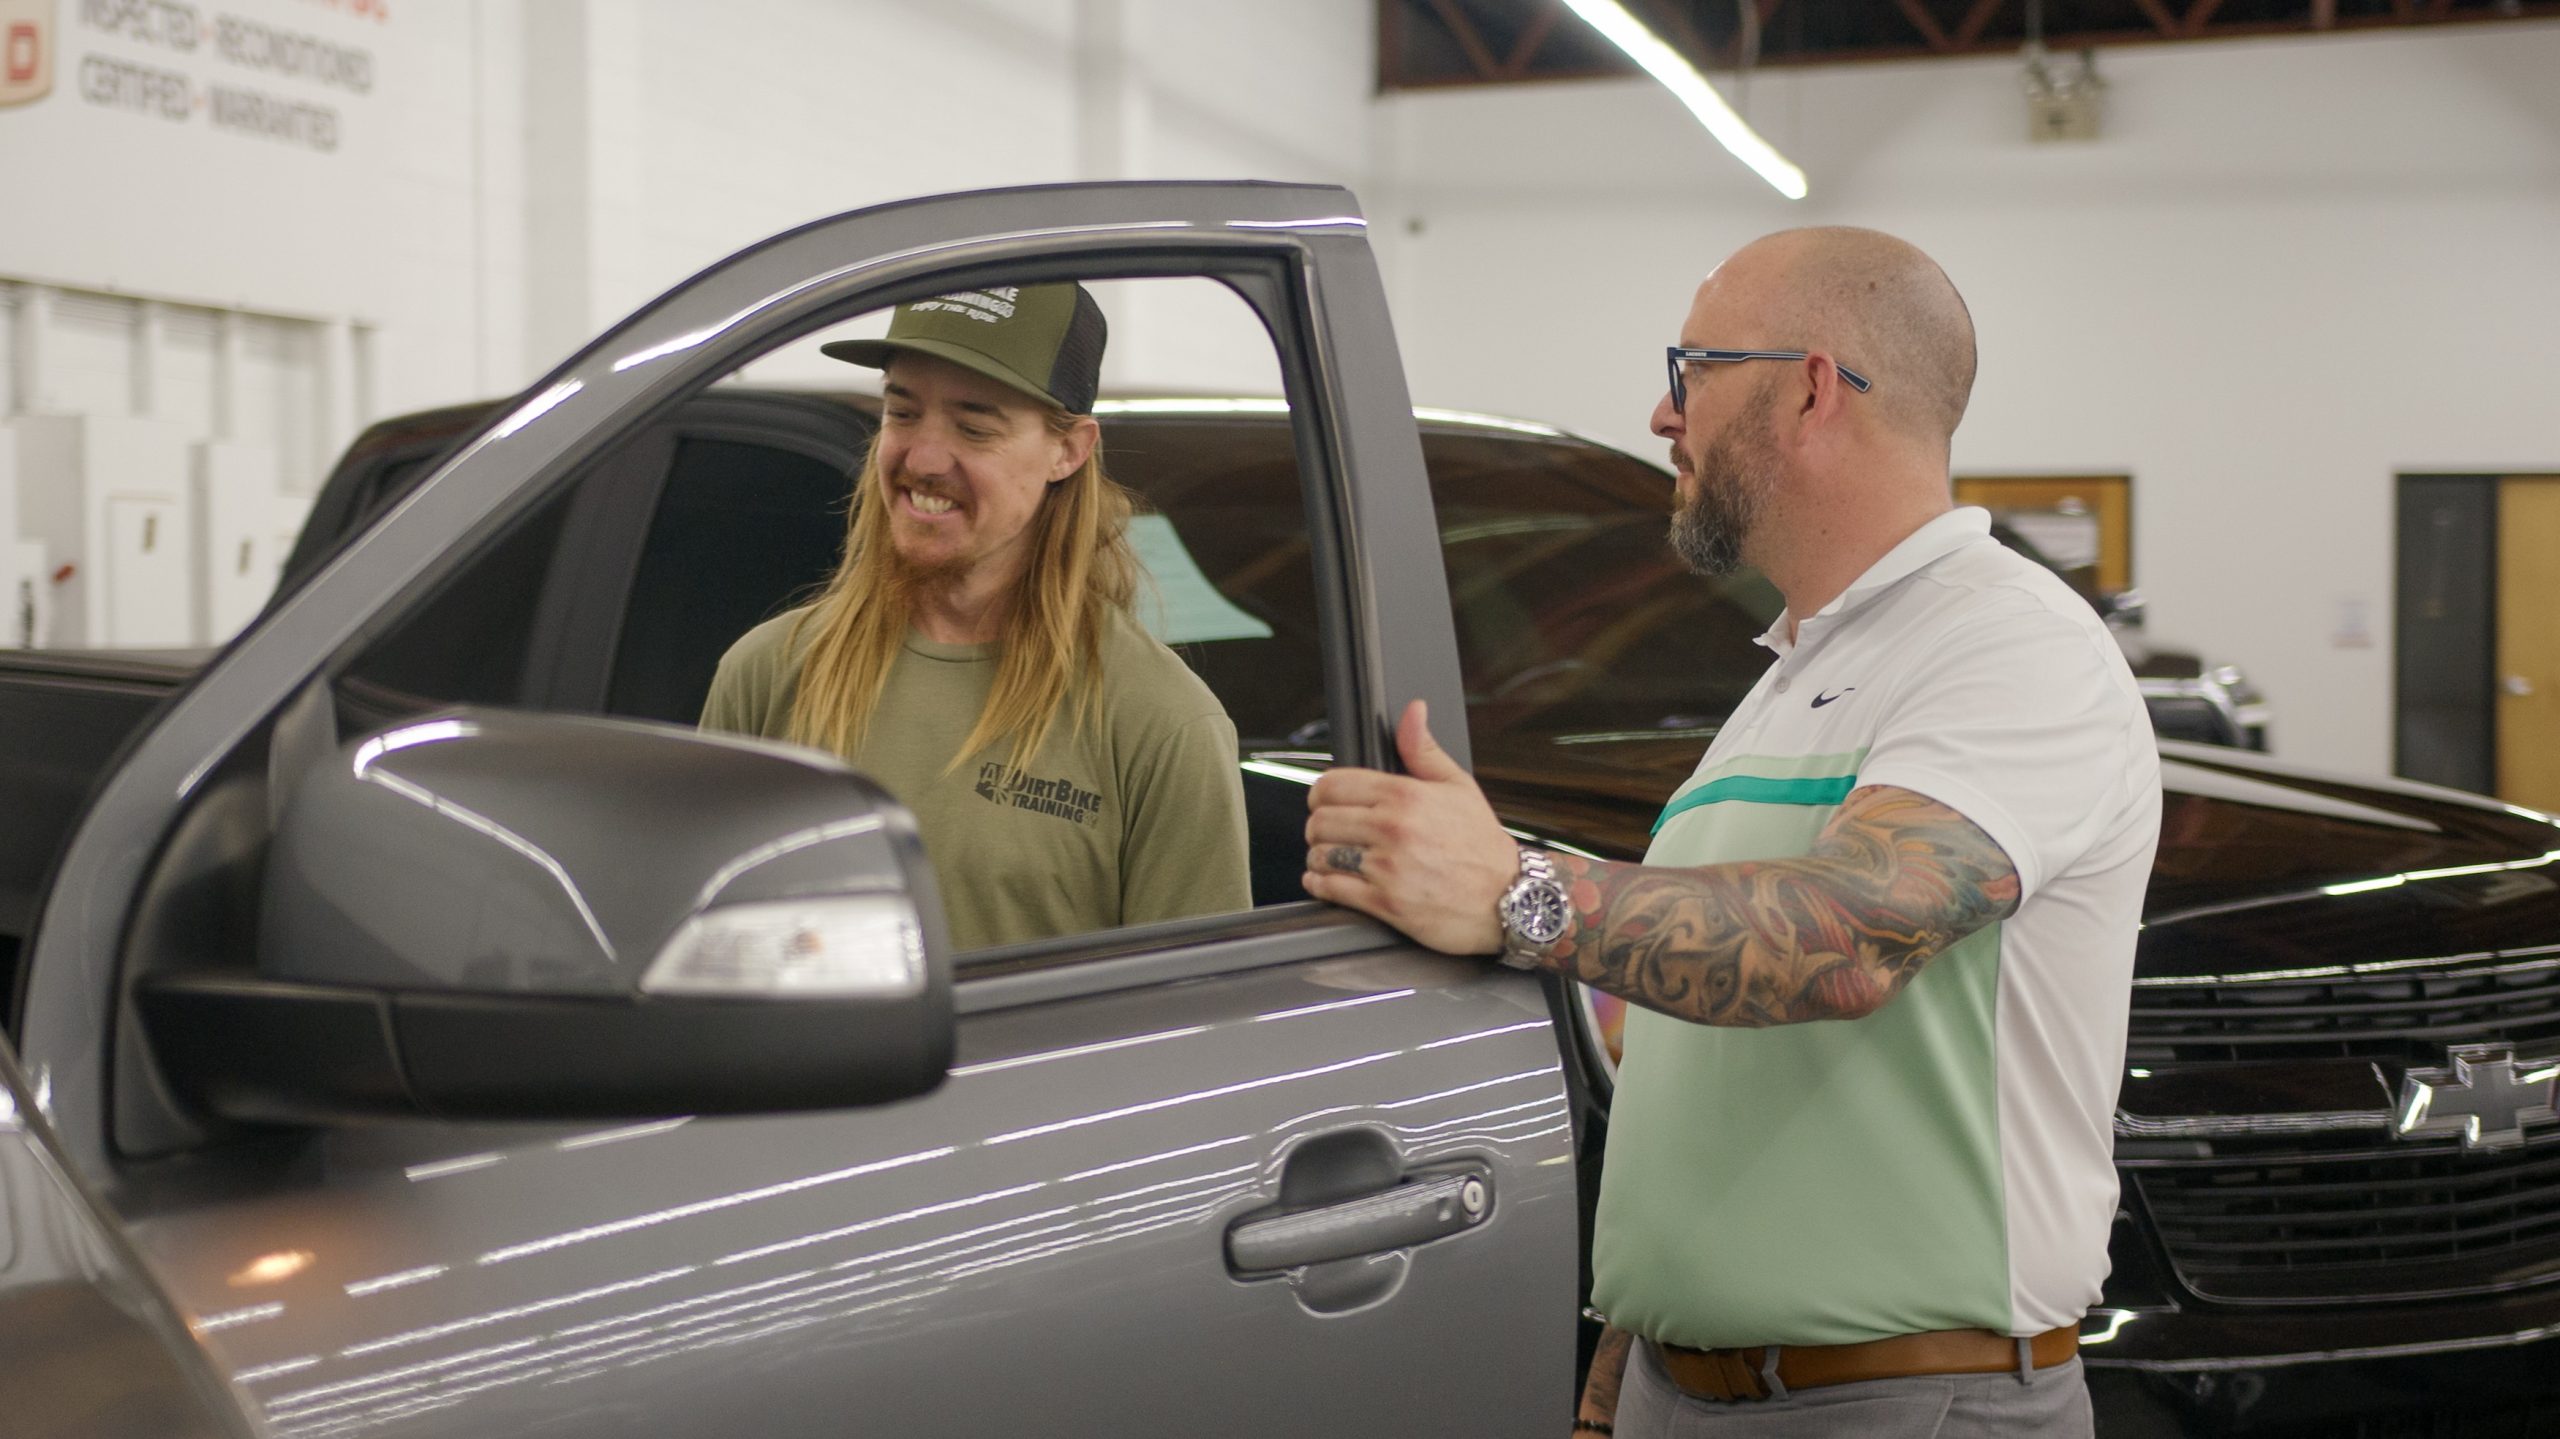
[1671,348,1874,393]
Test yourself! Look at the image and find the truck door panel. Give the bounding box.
[136,942,1571,1436]
[0,1038,257,1439]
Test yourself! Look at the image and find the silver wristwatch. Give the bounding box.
[1495,847,1570,970]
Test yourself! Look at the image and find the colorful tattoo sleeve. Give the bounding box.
[1541,785,2021,1028]
[1578,1323,1634,1422]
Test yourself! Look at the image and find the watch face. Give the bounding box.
[1506,881,1571,945]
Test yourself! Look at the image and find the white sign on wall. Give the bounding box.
[0,0,465,321]
[68,0,377,153]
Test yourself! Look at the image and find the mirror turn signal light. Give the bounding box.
[643,897,926,1000]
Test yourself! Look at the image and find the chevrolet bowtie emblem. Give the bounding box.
[2393,1045,2560,1151]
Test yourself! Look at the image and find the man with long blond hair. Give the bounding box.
[701,283,1249,950]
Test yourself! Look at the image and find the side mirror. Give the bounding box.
[137,710,954,1124]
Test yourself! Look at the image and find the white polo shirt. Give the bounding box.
[1589,506,2162,1349]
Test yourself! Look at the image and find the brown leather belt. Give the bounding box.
[1656,1325,2080,1403]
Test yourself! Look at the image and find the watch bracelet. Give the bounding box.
[1498,845,1566,969]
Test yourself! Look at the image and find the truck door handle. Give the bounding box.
[1226,1171,1490,1272]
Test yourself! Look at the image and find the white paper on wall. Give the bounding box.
[9,415,196,647]
[10,540,48,649]
[0,436,22,647]
[193,438,285,643]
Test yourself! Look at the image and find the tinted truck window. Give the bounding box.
[336,485,573,722]
[609,437,851,724]
[1107,415,1780,752]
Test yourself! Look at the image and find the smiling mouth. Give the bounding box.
[900,485,962,517]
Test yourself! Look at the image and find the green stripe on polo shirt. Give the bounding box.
[1591,918,2012,1348]
[1651,774,1856,834]
[1650,749,1869,836]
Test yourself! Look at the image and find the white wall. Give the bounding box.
[520,0,1375,394]
[0,0,484,419]
[1378,23,2560,777]
[1,0,1377,425]
[0,0,490,642]
[26,1,2535,773]
[0,0,1378,644]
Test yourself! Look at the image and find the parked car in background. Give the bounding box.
[0,183,2553,1437]
[1986,519,2272,751]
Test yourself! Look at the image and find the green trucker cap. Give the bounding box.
[820,283,1107,415]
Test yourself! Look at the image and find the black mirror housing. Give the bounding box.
[138,711,954,1123]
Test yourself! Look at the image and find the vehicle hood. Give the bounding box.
[1467,731,2560,985]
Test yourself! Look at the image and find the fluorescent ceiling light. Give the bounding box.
[1563,0,1808,200]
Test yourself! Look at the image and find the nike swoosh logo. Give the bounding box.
[1811,688,1856,708]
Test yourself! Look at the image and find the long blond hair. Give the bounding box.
[787,409,1138,775]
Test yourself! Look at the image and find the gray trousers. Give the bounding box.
[1617,1338,2095,1438]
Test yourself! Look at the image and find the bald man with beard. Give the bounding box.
[1304,229,2159,1437]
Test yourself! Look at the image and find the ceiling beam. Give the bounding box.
[1710,0,1794,67]
[1952,0,2007,47]
[1379,0,2560,89]
[1616,0,1728,76]
[1425,0,1505,81]
[1890,0,1957,51]
[2129,0,2184,37]
[1695,6,2560,65]
[1500,2,1564,77]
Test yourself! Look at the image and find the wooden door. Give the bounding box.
[2499,476,2560,811]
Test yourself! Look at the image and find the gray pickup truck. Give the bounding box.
[4,182,2560,1437]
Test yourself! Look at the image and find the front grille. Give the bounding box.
[2132,1128,2560,1304]
[2128,957,2560,1066]
[2126,958,2560,1303]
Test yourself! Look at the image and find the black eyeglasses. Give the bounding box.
[1666,347,1874,412]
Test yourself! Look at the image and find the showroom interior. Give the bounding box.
[4,1,2560,1436]
[3,0,2556,786]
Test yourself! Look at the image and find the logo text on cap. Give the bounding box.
[911,287,1020,325]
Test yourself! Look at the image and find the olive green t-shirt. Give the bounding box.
[698,605,1251,952]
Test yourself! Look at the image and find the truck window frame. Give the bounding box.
[19,189,1468,1168]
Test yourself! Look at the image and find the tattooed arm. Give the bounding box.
[1536,784,2020,1027]
[1576,1324,1633,1431]
[1302,703,2021,1024]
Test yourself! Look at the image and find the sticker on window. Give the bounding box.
[1128,514,1274,645]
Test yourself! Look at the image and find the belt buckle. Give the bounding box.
[1718,1349,1773,1402]
[1665,1344,1773,1403]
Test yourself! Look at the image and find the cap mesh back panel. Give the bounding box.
[1047,288,1108,413]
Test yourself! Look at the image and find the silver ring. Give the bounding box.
[1326,845,1365,875]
